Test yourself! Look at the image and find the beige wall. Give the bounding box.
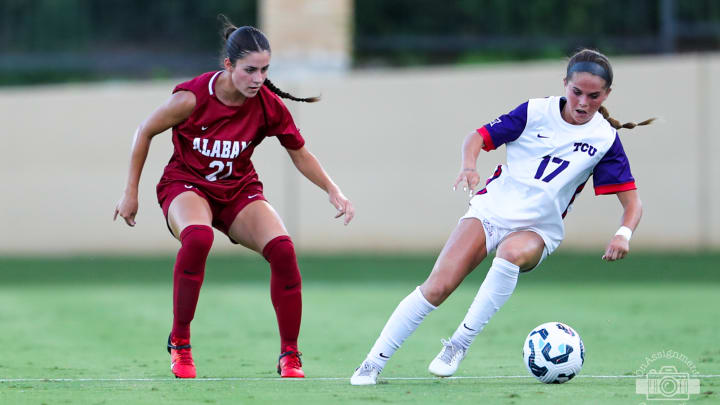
[1,54,719,254]
[260,0,353,76]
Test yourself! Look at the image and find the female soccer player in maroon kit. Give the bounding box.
[114,20,354,379]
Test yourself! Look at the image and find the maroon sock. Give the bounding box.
[263,236,302,353]
[171,225,214,341]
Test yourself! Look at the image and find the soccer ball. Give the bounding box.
[522,322,584,384]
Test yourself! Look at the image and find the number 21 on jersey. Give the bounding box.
[206,160,232,181]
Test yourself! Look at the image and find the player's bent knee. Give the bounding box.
[496,254,537,272]
[180,225,214,255]
[262,235,296,262]
[263,235,301,283]
[496,247,543,271]
[420,282,453,306]
[520,250,544,272]
[495,251,523,267]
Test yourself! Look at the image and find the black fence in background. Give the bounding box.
[1,0,719,85]
[355,0,720,66]
[0,0,257,84]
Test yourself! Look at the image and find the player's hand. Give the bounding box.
[328,188,354,225]
[114,192,139,227]
[453,168,480,197]
[602,235,629,261]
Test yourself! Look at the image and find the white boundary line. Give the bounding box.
[2,375,719,383]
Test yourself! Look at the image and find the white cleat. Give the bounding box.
[350,360,381,385]
[428,338,466,377]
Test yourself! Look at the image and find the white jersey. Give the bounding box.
[470,96,636,253]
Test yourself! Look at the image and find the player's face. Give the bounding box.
[226,51,271,98]
[562,72,611,125]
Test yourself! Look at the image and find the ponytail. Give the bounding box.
[219,14,237,40]
[264,79,320,103]
[598,106,655,130]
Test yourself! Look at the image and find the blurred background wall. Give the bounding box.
[2,0,720,254]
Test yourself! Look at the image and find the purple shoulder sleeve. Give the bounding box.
[593,133,637,195]
[478,102,528,151]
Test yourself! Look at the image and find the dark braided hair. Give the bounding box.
[218,14,319,103]
[566,49,654,130]
[263,79,320,103]
[598,106,655,130]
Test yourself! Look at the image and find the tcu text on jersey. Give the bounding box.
[572,142,597,156]
[192,138,250,159]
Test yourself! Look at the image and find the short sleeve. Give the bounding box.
[172,78,203,103]
[477,102,528,151]
[593,133,636,195]
[263,90,305,150]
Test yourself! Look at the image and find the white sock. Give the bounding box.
[450,257,519,351]
[366,286,437,369]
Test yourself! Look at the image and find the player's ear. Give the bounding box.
[598,86,612,104]
[223,58,233,71]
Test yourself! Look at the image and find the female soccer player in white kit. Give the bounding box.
[351,49,653,385]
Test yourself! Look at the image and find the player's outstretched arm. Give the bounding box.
[114,91,196,227]
[286,146,355,225]
[453,130,485,196]
[602,189,642,261]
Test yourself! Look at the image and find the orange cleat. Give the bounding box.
[277,350,305,378]
[167,335,196,378]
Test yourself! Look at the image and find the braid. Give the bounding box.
[598,106,655,130]
[263,79,320,103]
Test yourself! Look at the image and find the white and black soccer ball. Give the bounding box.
[522,322,584,384]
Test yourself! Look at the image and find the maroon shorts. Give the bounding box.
[156,180,267,243]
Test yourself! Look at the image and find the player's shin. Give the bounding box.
[263,236,302,353]
[366,287,437,369]
[450,257,519,350]
[171,225,214,340]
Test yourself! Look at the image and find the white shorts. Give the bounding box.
[461,209,550,272]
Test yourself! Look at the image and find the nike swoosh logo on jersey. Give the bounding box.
[537,134,549,138]
[247,194,261,199]
[184,185,193,189]
[379,353,390,359]
[201,126,209,131]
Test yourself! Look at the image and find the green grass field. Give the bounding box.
[1,253,718,404]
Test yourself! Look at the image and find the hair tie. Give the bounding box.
[567,61,611,84]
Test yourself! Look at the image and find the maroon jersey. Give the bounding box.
[158,71,304,204]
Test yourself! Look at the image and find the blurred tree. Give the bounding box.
[0,0,256,51]
[0,0,257,85]
[354,0,719,66]
[2,0,720,84]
